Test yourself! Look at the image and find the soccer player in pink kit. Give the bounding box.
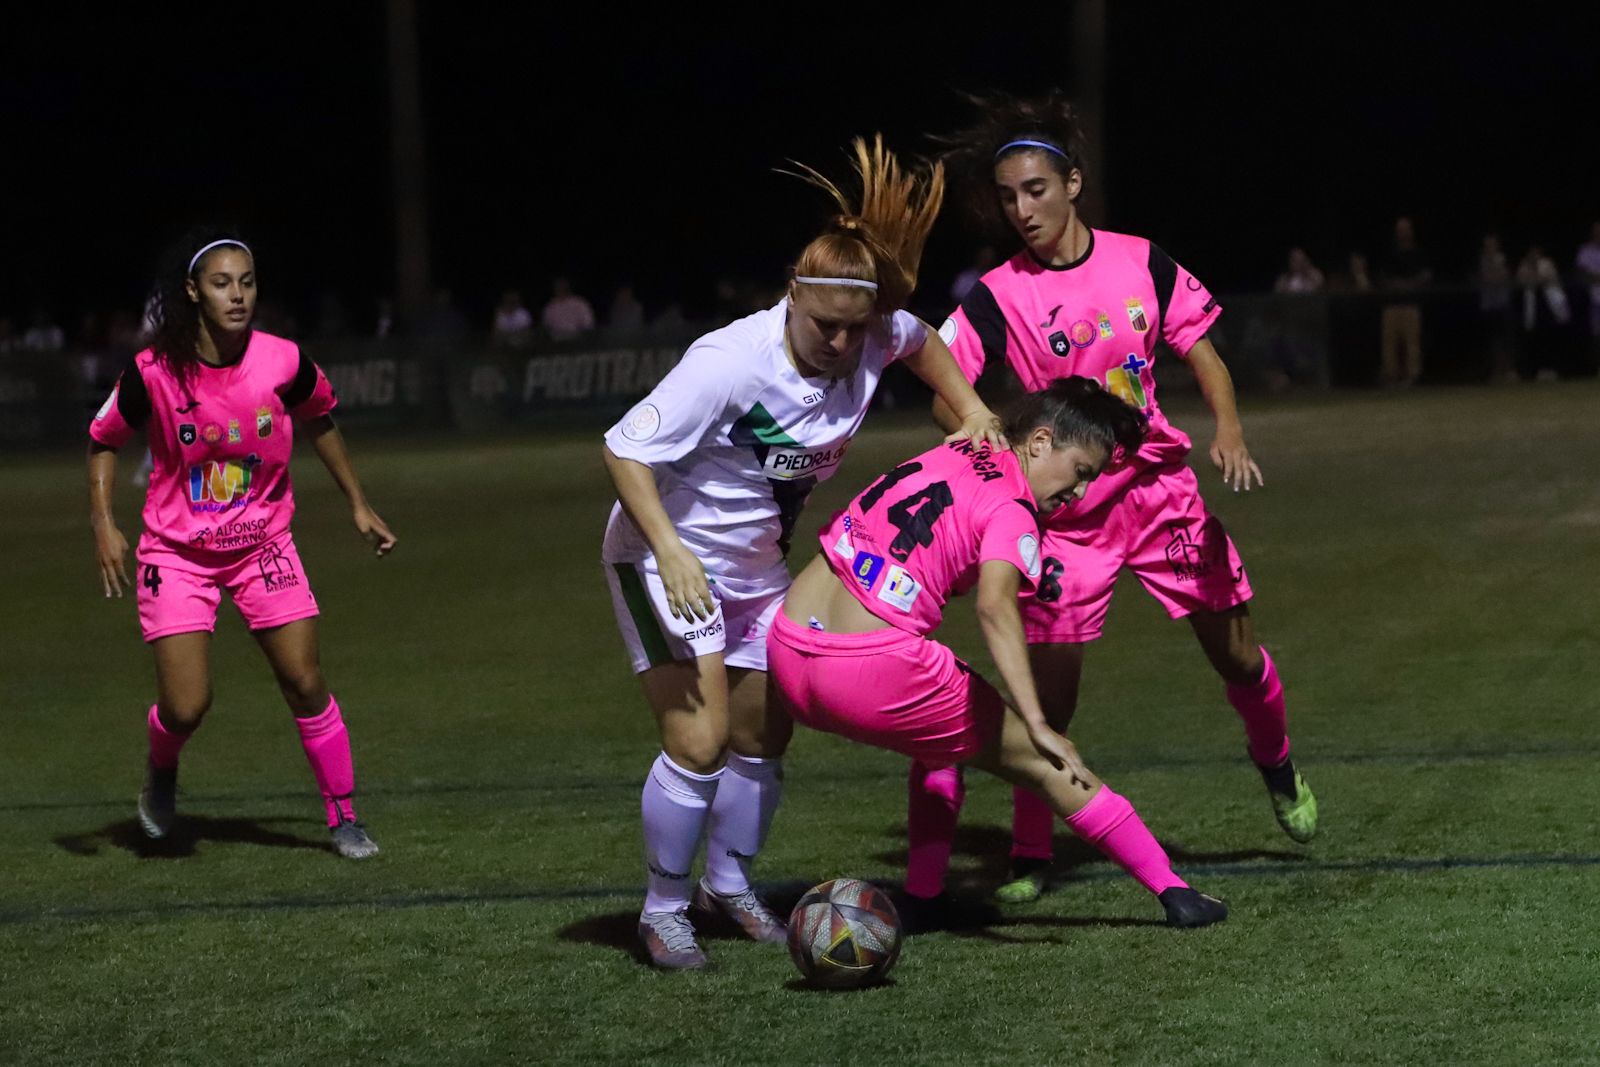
[770,378,1227,929]
[604,139,1006,969]
[911,92,1319,906]
[87,231,396,859]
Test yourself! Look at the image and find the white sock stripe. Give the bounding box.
[652,753,723,804]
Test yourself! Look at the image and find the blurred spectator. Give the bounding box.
[949,245,998,305]
[375,297,396,340]
[21,308,64,352]
[541,277,595,341]
[1378,217,1431,386]
[417,288,469,339]
[1330,251,1371,292]
[653,302,688,332]
[1516,245,1570,381]
[1476,234,1516,384]
[1577,221,1600,366]
[491,289,534,349]
[607,284,646,333]
[1273,247,1324,293]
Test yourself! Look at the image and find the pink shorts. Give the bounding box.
[136,536,320,642]
[767,611,1005,766]
[1023,461,1253,643]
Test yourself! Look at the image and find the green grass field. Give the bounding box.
[4,384,1600,1065]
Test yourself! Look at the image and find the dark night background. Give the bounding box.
[3,6,1596,328]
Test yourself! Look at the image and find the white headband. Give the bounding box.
[794,275,879,291]
[188,239,252,275]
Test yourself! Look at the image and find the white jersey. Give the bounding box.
[603,300,927,571]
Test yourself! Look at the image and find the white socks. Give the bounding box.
[641,753,722,914]
[704,753,784,896]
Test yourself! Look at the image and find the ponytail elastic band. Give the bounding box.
[995,139,1069,162]
[794,276,879,291]
[188,239,252,275]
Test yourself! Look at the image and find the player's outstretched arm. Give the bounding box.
[973,560,1089,780]
[301,415,396,557]
[1187,338,1264,493]
[88,443,131,597]
[901,325,1006,450]
[602,445,713,622]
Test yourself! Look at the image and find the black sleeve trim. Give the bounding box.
[961,281,1009,366]
[1147,243,1179,328]
[116,360,151,429]
[281,347,319,409]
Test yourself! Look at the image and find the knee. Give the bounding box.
[158,694,211,731]
[663,734,728,775]
[1217,645,1265,686]
[280,669,329,716]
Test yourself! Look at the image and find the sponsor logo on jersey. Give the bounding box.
[876,565,923,613]
[800,391,825,406]
[1068,320,1096,348]
[201,423,223,444]
[851,550,885,591]
[190,528,211,548]
[763,442,849,481]
[938,317,959,346]
[1126,298,1149,332]
[256,407,273,438]
[620,403,661,442]
[258,542,301,591]
[212,517,271,551]
[832,530,855,560]
[1038,304,1063,328]
[95,388,117,421]
[1048,330,1070,357]
[178,423,197,446]
[227,419,241,443]
[1018,533,1042,579]
[1164,520,1214,583]
[1202,295,1218,314]
[682,620,724,641]
[1097,313,1115,340]
[1185,274,1203,291]
[1105,353,1151,409]
[188,455,261,511]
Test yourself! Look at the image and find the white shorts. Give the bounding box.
[604,555,789,674]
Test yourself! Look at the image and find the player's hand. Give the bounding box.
[1209,427,1264,492]
[1026,720,1090,781]
[657,543,715,622]
[353,504,398,557]
[94,523,131,598]
[944,407,1008,452]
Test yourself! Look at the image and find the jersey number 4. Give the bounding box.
[861,462,955,562]
[143,565,163,598]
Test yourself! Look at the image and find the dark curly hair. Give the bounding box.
[146,225,253,375]
[1003,376,1146,463]
[933,89,1090,239]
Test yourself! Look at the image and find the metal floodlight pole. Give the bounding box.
[386,0,432,327]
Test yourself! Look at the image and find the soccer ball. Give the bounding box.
[786,878,902,989]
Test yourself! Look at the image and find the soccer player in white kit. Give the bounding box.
[602,137,1006,969]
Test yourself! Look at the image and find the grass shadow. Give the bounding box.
[53,815,329,859]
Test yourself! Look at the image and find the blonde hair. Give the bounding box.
[785,135,946,314]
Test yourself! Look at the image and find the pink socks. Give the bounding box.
[147,704,193,770]
[294,696,358,827]
[1065,786,1186,896]
[1227,647,1291,768]
[905,762,966,898]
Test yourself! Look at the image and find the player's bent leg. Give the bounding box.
[997,641,1087,903]
[971,711,1227,929]
[143,632,213,839]
[255,619,376,858]
[1189,607,1318,843]
[698,668,788,945]
[637,655,731,969]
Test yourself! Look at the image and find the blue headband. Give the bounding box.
[995,139,1069,162]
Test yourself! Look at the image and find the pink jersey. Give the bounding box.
[939,228,1221,466]
[818,440,1043,636]
[88,331,337,570]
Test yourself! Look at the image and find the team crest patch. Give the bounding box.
[201,423,223,444]
[876,565,922,613]
[227,419,241,443]
[851,551,885,591]
[621,403,661,442]
[1126,298,1149,332]
[938,317,959,345]
[1068,320,1095,348]
[179,423,197,446]
[1048,331,1070,357]
[1097,313,1115,340]
[256,407,273,438]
